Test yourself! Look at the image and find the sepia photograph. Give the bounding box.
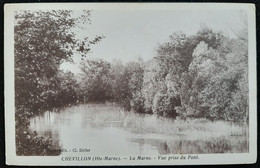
[5,3,256,165]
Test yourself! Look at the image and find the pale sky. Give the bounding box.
[60,9,246,74]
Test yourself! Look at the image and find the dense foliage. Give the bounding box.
[79,59,113,102]
[78,26,248,122]
[15,10,103,155]
[147,27,248,121]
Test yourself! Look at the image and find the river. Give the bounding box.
[29,104,248,155]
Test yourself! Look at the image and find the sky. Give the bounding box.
[60,9,246,74]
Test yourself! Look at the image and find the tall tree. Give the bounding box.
[14,10,103,155]
[15,10,103,113]
[80,59,112,102]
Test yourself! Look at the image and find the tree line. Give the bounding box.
[76,26,248,123]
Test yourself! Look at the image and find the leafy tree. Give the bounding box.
[142,60,161,114]
[110,60,126,103]
[80,59,112,102]
[152,83,180,118]
[14,10,103,155]
[128,59,145,113]
[186,41,222,119]
[155,32,191,79]
[109,59,145,112]
[15,10,103,113]
[179,35,248,122]
[55,71,79,107]
[199,38,248,121]
[151,32,193,118]
[144,26,247,121]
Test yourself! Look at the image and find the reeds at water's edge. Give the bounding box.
[75,103,249,153]
[78,103,248,138]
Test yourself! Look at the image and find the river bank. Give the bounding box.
[77,104,248,138]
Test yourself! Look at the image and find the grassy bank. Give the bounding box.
[76,104,248,139]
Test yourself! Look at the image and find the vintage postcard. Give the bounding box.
[4,3,257,166]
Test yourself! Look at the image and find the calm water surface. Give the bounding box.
[29,104,248,155]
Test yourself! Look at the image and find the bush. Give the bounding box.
[131,93,145,113]
[152,91,180,118]
[16,129,61,156]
